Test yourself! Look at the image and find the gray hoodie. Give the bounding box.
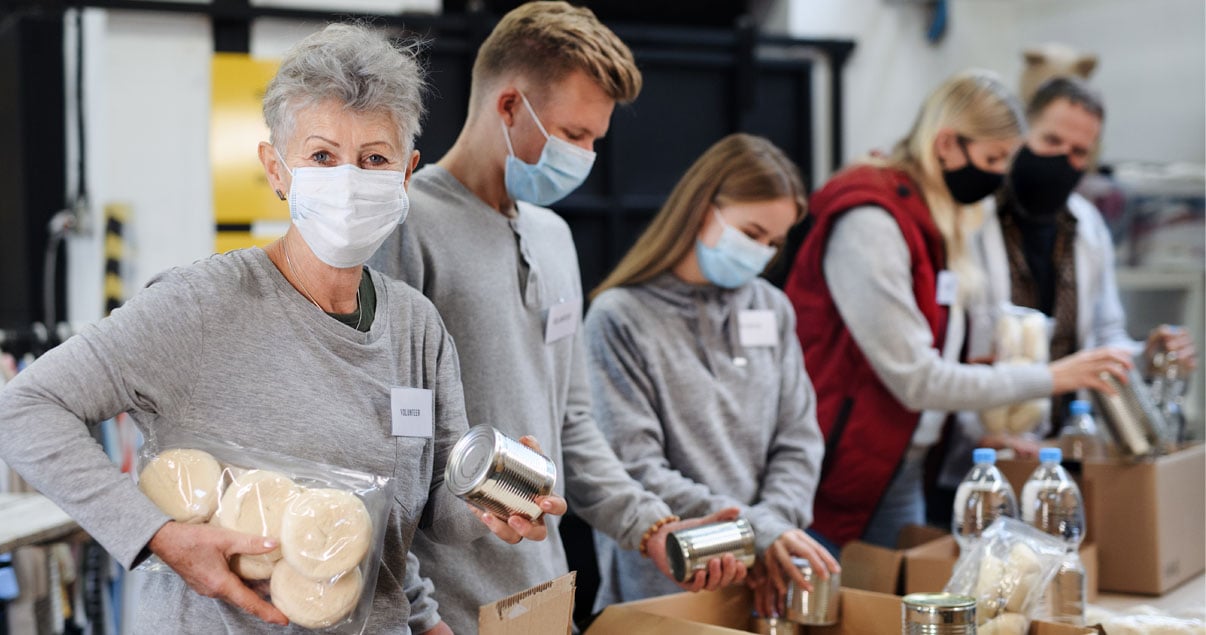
[585,273,825,609]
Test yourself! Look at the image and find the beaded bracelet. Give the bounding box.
[638,514,681,558]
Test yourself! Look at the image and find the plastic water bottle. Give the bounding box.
[1021,447,1087,625]
[952,448,1019,552]
[1058,400,1106,461]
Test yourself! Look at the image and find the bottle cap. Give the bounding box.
[972,448,996,464]
[1069,400,1091,416]
[1039,447,1062,464]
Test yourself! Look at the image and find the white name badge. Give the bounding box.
[544,298,582,344]
[936,270,959,307]
[391,387,433,438]
[738,310,778,347]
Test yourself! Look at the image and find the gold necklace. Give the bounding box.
[282,239,362,330]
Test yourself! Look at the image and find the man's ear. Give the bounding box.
[495,86,522,127]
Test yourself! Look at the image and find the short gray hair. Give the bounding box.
[264,22,426,153]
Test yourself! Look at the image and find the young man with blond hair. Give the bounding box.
[370,3,743,632]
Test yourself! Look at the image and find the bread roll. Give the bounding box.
[270,560,362,629]
[1020,313,1049,362]
[995,315,1024,360]
[1004,543,1042,612]
[138,449,223,523]
[215,470,300,580]
[280,488,372,580]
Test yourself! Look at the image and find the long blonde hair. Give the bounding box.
[592,133,807,299]
[867,70,1024,302]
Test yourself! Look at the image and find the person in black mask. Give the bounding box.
[974,76,1196,416]
[928,78,1198,528]
[780,71,1133,554]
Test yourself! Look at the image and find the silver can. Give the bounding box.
[749,615,800,635]
[445,425,557,521]
[664,518,756,583]
[785,557,840,626]
[901,592,977,635]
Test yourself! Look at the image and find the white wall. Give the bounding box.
[775,0,1206,169]
[65,10,329,325]
[1015,0,1206,164]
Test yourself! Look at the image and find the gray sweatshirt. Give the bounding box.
[0,248,482,633]
[368,165,673,634]
[584,274,825,608]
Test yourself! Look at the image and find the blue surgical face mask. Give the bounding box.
[695,211,777,289]
[502,91,596,206]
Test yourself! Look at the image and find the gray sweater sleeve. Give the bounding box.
[560,331,674,550]
[745,305,825,543]
[0,271,200,569]
[419,329,488,545]
[403,551,442,633]
[824,206,1053,412]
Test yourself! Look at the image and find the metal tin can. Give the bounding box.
[664,518,756,583]
[445,425,557,521]
[901,592,977,635]
[749,615,800,635]
[1092,367,1171,457]
[785,557,840,625]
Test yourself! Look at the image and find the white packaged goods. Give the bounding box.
[980,305,1052,435]
[136,430,395,633]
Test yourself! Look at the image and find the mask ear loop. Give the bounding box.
[500,120,518,158]
[517,90,551,140]
[274,146,295,200]
[955,134,977,168]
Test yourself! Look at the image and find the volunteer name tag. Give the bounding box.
[738,310,778,347]
[391,387,433,438]
[936,270,959,306]
[544,298,582,344]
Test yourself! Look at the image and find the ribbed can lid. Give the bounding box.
[445,425,500,496]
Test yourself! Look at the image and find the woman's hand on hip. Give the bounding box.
[148,521,288,625]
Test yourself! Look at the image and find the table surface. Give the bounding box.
[1095,573,1206,618]
[0,492,80,553]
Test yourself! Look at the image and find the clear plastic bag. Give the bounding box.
[135,428,395,633]
[944,517,1068,633]
[980,304,1052,435]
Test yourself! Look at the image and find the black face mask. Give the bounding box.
[942,136,1005,204]
[1008,145,1085,220]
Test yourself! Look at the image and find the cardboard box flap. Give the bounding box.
[479,571,576,635]
[586,586,751,635]
[898,523,948,549]
[840,540,906,594]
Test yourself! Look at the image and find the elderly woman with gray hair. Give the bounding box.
[0,23,563,632]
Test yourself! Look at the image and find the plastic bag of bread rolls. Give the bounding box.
[944,517,1067,628]
[135,429,394,633]
[979,305,1053,436]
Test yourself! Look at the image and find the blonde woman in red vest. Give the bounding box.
[782,70,1133,553]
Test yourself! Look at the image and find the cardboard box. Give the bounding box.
[838,524,947,594]
[479,572,576,635]
[585,585,1097,634]
[903,534,1099,602]
[999,443,1206,595]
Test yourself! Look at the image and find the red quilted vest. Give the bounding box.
[784,165,949,546]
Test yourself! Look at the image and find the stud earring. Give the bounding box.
[275,189,285,201]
